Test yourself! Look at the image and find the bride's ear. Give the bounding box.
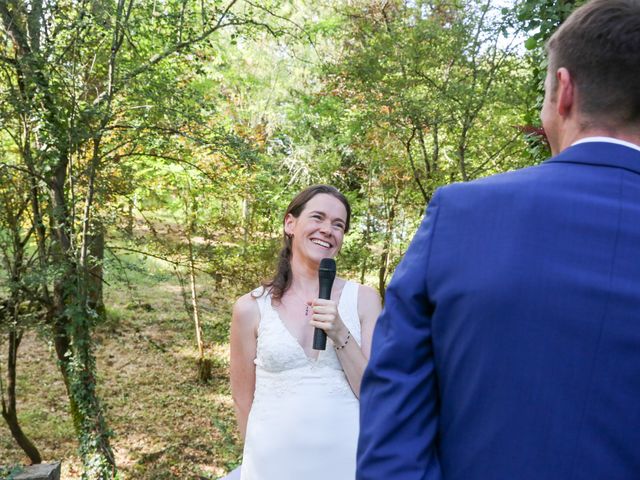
[284,213,295,237]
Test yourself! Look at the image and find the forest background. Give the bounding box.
[0,0,584,478]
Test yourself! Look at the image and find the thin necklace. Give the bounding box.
[288,287,312,316]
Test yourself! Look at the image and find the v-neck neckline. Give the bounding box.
[270,281,349,363]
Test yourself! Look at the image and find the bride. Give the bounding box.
[230,184,381,480]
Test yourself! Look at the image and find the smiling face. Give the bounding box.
[284,193,348,265]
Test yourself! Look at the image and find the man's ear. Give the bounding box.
[284,213,295,236]
[556,67,575,118]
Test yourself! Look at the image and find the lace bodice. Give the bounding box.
[250,281,362,398]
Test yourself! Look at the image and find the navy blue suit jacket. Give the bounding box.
[357,142,640,480]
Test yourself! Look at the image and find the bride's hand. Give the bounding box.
[309,298,348,343]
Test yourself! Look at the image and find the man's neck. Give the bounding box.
[559,125,640,153]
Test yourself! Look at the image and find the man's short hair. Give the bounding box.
[546,0,640,127]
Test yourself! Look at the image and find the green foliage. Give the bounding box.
[1,0,291,476]
[263,0,533,291]
[515,0,587,162]
[517,0,584,52]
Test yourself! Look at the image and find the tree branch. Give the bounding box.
[103,0,239,98]
[0,2,30,56]
[0,162,48,183]
[116,152,220,184]
[0,54,16,65]
[403,128,428,203]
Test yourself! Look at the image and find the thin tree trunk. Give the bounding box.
[378,191,399,300]
[189,240,204,361]
[187,229,211,383]
[87,222,106,319]
[126,198,135,235]
[1,330,42,464]
[405,128,429,204]
[0,196,42,464]
[242,196,250,253]
[359,168,374,284]
[458,122,469,182]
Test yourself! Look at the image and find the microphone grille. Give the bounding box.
[319,258,336,277]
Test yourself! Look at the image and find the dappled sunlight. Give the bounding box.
[171,342,229,363]
[1,291,241,479]
[60,456,83,480]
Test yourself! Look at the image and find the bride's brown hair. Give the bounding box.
[261,185,351,302]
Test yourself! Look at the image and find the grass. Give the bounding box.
[0,251,244,479]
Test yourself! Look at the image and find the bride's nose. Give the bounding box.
[318,221,332,236]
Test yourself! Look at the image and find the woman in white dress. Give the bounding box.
[230,185,382,480]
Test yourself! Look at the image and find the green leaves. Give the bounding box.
[513,0,586,162]
[525,36,538,50]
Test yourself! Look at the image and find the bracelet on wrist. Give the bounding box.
[334,330,351,350]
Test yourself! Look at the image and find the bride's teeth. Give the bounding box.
[312,239,330,248]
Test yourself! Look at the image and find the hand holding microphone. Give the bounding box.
[312,258,336,350]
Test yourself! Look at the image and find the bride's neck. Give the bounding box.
[288,257,319,297]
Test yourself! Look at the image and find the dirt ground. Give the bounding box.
[0,261,242,479]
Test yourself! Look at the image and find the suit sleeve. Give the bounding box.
[357,190,442,480]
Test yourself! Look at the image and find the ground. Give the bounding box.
[0,254,243,479]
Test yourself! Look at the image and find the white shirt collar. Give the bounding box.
[571,136,640,152]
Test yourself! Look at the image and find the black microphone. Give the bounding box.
[313,258,336,350]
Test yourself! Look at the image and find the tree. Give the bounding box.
[0,0,278,477]
[515,0,586,160]
[278,0,531,291]
[0,151,42,465]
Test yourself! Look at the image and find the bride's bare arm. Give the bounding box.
[230,293,259,440]
[356,284,383,360]
[311,284,381,398]
[336,285,381,397]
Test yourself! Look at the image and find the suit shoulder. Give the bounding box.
[435,163,551,206]
[446,164,545,191]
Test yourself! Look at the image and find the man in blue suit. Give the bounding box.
[357,1,640,479]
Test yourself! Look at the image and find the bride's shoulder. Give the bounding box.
[338,279,380,306]
[233,288,264,328]
[354,283,379,299]
[352,283,381,316]
[341,278,377,297]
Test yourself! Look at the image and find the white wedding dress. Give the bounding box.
[240,281,362,480]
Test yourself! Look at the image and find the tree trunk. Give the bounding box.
[1,329,42,464]
[52,312,116,480]
[49,184,116,479]
[187,231,211,383]
[87,222,106,319]
[359,170,374,285]
[242,196,251,254]
[0,212,42,464]
[125,197,135,236]
[378,192,399,300]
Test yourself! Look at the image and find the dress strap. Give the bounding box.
[338,281,360,333]
[251,286,270,320]
[342,281,358,309]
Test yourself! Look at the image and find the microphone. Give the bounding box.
[313,258,336,350]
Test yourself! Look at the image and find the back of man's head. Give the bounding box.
[546,0,640,129]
